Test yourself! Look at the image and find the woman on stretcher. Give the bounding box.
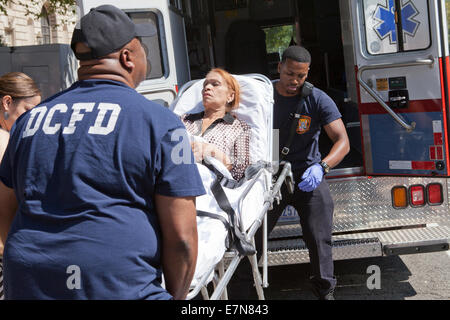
[181,68,251,181]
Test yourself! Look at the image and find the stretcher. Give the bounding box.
[169,74,294,300]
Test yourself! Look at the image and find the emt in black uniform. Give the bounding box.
[269,46,350,300]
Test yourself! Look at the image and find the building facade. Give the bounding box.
[0,1,77,47]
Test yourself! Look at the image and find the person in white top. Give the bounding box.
[0,71,41,300]
[0,129,8,162]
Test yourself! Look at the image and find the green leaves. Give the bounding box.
[264,25,295,54]
[0,0,8,15]
[0,0,77,27]
[0,0,77,18]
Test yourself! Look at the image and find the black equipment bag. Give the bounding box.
[279,81,314,162]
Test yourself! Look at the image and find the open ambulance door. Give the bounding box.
[76,0,190,107]
[353,0,450,176]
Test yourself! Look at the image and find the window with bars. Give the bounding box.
[41,7,51,44]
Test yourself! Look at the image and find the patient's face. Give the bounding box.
[202,71,234,111]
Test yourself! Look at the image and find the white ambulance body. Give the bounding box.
[77,0,450,264]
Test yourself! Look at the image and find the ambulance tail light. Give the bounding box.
[427,183,443,205]
[409,185,425,207]
[392,186,408,209]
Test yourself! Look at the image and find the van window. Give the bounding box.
[362,0,430,55]
[263,25,295,56]
[263,25,295,78]
[127,11,164,79]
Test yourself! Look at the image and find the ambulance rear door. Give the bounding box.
[353,0,450,176]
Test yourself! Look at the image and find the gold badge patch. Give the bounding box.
[296,116,311,134]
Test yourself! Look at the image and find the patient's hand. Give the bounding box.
[191,142,232,170]
[191,141,206,163]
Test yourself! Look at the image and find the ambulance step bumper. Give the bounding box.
[265,225,450,266]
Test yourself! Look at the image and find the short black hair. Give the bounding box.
[281,46,311,64]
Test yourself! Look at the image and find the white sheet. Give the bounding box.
[191,160,268,287]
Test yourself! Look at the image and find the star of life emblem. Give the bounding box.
[373,0,420,44]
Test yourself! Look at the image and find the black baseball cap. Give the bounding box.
[71,4,157,60]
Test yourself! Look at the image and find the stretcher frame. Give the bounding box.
[187,161,294,300]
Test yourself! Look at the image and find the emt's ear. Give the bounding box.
[277,62,282,74]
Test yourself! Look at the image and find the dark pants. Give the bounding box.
[234,179,336,298]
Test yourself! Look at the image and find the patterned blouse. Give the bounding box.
[181,111,251,181]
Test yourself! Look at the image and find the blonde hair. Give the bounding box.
[208,68,240,109]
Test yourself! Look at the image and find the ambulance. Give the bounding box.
[77,0,450,265]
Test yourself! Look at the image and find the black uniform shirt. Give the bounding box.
[273,84,342,177]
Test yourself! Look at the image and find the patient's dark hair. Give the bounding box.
[281,46,311,64]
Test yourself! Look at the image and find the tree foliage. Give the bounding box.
[264,25,295,55]
[0,0,77,18]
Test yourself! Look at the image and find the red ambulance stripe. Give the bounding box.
[439,56,450,175]
[359,99,442,114]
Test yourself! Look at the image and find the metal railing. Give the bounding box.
[357,57,435,132]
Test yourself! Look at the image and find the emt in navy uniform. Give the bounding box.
[0,5,205,300]
[230,46,349,300]
[269,46,350,300]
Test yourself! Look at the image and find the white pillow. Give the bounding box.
[170,75,274,164]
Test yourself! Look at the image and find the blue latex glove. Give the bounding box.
[298,163,323,192]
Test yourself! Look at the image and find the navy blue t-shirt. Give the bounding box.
[273,84,341,177]
[0,79,205,299]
